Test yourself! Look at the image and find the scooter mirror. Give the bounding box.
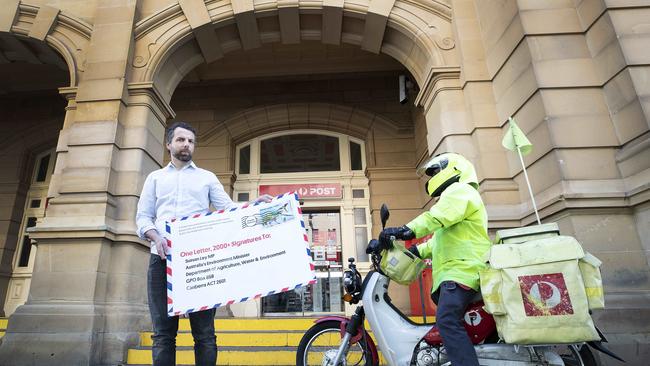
[380,204,389,229]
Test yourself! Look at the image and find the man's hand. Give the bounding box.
[153,236,169,259]
[145,229,168,260]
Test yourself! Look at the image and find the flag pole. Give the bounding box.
[515,145,542,225]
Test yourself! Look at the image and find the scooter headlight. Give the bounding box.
[342,269,362,304]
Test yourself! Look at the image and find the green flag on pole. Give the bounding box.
[502,116,541,224]
[502,117,532,155]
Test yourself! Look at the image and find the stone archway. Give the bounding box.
[1,2,91,88]
[128,1,458,104]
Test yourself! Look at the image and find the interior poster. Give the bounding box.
[165,193,316,316]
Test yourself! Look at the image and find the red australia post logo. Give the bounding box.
[518,273,574,316]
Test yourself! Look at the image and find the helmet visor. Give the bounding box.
[416,155,449,178]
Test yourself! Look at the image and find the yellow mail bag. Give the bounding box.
[480,235,601,344]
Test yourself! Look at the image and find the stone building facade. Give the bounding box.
[0,0,648,365]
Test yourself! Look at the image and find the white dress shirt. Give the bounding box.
[135,161,237,254]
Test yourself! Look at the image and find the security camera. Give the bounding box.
[399,74,408,104]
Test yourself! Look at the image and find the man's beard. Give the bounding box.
[173,150,192,162]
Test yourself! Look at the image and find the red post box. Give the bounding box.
[404,235,437,317]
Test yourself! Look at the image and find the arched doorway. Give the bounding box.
[233,131,370,316]
[0,4,84,317]
[145,1,451,319]
[3,148,57,316]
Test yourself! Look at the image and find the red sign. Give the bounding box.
[518,273,574,316]
[259,184,342,199]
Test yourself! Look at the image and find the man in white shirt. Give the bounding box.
[136,121,271,366]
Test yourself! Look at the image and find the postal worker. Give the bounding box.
[135,121,271,366]
[380,152,492,366]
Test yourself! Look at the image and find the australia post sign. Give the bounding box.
[259,184,342,199]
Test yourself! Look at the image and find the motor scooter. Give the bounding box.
[295,204,624,366]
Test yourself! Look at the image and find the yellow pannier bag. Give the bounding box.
[494,223,560,244]
[479,235,600,344]
[579,252,605,310]
[479,267,506,315]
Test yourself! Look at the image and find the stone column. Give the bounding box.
[0,1,172,365]
[449,0,518,222]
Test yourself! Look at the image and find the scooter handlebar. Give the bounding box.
[366,239,382,254]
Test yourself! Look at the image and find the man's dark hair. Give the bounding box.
[165,121,197,144]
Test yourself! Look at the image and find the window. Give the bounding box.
[354,208,366,225]
[350,142,362,171]
[35,154,50,182]
[239,145,250,174]
[233,132,371,262]
[354,208,369,262]
[260,134,340,173]
[18,217,37,267]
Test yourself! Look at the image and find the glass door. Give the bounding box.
[262,211,344,315]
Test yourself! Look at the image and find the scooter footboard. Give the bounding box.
[475,344,564,366]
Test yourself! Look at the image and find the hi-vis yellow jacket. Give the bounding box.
[407,182,491,293]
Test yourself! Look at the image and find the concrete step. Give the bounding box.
[127,346,387,365]
[127,318,314,365]
[0,318,6,339]
[139,331,307,347]
[126,316,432,365]
[170,316,431,331]
[128,347,302,365]
[176,317,316,331]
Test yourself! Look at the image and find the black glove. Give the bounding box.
[381,225,415,241]
[366,239,381,254]
[379,225,416,250]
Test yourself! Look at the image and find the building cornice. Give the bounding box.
[413,66,461,111]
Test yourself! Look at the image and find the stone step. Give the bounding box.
[138,316,433,347]
[172,316,431,331]
[176,317,317,331]
[127,348,294,365]
[138,329,383,348]
[126,316,433,365]
[127,347,387,365]
[128,318,315,365]
[0,318,6,339]
[0,316,438,365]
[139,331,307,347]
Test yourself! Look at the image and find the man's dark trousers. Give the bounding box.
[148,254,217,366]
[432,281,480,366]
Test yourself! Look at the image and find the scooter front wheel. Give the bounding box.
[296,320,377,366]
